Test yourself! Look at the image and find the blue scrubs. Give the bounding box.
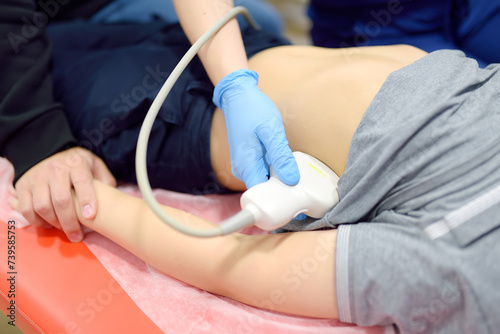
[90,0,284,37]
[308,0,500,66]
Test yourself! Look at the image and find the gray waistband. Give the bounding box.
[424,183,500,240]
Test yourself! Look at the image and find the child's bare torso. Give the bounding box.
[211,44,428,190]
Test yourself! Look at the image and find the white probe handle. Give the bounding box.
[240,152,340,231]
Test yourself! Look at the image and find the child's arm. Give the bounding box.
[74,180,339,319]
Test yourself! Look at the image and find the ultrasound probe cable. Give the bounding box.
[136,7,260,237]
[136,7,341,238]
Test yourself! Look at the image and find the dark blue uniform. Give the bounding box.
[308,0,500,67]
[48,22,289,194]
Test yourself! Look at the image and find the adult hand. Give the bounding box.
[213,69,300,189]
[15,147,116,242]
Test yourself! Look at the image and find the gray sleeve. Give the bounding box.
[335,222,489,334]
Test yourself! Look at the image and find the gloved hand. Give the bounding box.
[213,69,300,189]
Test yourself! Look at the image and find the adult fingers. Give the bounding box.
[16,184,56,229]
[50,151,101,243]
[256,121,300,186]
[243,158,269,189]
[31,182,59,227]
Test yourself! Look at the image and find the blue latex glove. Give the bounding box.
[213,69,300,189]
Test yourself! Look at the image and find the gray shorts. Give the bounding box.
[282,50,500,333]
[337,200,500,334]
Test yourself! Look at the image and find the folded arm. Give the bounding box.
[74,181,338,319]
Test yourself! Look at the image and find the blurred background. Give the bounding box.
[267,0,312,45]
